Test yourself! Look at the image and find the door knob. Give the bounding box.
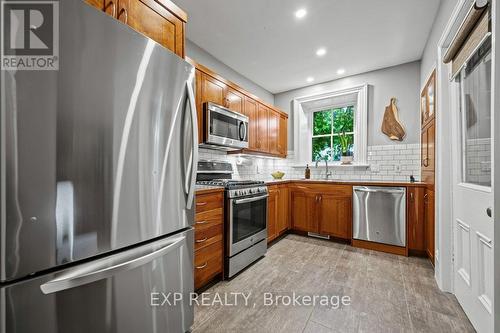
[486,207,492,218]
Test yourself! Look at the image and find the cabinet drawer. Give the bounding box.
[195,192,224,213]
[194,223,223,251]
[194,241,223,290]
[194,252,222,290]
[310,184,352,196]
[195,207,223,227]
[195,239,222,265]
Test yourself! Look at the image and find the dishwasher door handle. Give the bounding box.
[355,188,405,194]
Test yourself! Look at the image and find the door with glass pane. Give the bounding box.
[452,36,494,333]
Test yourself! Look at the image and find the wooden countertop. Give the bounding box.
[265,179,426,187]
[195,185,225,195]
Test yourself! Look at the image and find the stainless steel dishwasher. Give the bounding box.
[353,186,406,247]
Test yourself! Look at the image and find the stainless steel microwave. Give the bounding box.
[201,102,249,151]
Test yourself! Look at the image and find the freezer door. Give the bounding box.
[0,0,198,281]
[0,229,194,333]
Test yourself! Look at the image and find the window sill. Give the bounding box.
[291,163,370,169]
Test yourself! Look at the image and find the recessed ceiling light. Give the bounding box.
[306,77,314,83]
[316,48,326,57]
[337,68,346,75]
[295,8,307,19]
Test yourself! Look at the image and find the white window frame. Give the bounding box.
[292,84,369,165]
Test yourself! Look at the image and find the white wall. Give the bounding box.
[186,39,275,105]
[274,61,421,150]
[420,0,459,85]
[419,0,459,293]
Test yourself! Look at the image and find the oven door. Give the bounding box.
[229,194,268,256]
[205,103,249,149]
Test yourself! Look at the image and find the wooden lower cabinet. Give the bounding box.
[407,187,426,253]
[290,184,352,240]
[267,185,290,242]
[194,191,224,290]
[425,189,435,265]
[318,193,351,239]
[291,188,317,233]
[267,187,278,242]
[194,241,223,290]
[277,186,290,234]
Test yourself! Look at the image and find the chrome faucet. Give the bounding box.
[315,159,332,179]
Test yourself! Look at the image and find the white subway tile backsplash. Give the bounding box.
[198,143,421,182]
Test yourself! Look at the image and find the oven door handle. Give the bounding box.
[233,194,269,205]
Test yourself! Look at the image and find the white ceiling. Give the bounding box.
[175,0,441,94]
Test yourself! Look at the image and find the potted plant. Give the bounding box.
[339,131,353,165]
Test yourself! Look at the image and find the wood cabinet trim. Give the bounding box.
[154,0,187,22]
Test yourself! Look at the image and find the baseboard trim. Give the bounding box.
[352,239,408,256]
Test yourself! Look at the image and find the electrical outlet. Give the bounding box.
[395,164,401,172]
[370,164,380,173]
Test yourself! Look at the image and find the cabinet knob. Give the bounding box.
[118,7,128,23]
[104,1,116,17]
[487,207,492,218]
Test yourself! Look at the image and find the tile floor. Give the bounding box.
[193,234,475,333]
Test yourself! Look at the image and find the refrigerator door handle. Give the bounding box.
[40,235,186,294]
[185,76,198,209]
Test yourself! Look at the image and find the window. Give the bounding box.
[293,84,368,165]
[312,106,355,161]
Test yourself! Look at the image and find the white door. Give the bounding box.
[452,36,494,333]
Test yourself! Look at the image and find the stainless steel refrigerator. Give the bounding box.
[0,0,198,332]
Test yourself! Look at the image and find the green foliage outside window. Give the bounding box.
[312,106,354,161]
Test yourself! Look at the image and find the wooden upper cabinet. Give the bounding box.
[244,97,259,150]
[407,187,425,253]
[421,70,436,127]
[201,73,226,106]
[278,114,288,157]
[85,0,186,58]
[85,0,104,11]
[318,194,351,239]
[189,59,288,158]
[421,121,435,185]
[426,122,435,171]
[268,110,280,155]
[225,87,244,114]
[257,103,269,152]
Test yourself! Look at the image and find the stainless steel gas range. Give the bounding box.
[197,161,268,278]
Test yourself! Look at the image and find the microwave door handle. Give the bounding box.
[185,77,198,209]
[233,194,269,205]
[40,236,186,294]
[239,121,247,141]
